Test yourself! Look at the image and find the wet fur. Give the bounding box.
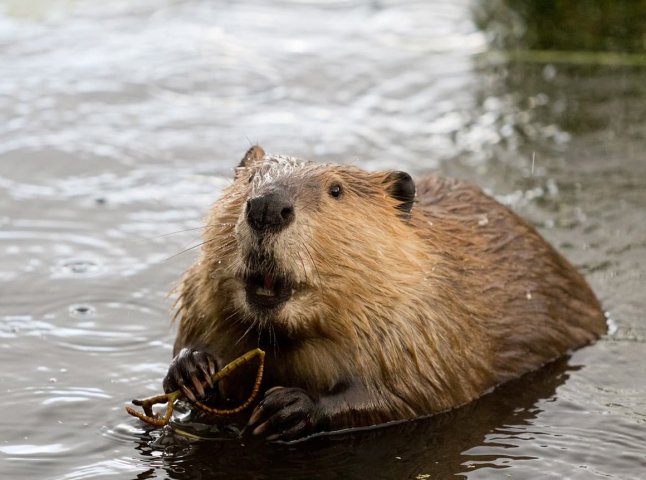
[171,147,606,430]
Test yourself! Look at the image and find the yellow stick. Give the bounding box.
[193,349,265,415]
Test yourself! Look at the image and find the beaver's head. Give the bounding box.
[202,146,422,338]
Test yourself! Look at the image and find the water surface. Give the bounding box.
[1,0,645,478]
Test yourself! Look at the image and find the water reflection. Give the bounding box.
[127,359,570,479]
[475,0,646,53]
[469,2,646,345]
[472,0,646,144]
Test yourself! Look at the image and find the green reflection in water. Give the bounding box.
[470,0,646,140]
[475,0,646,57]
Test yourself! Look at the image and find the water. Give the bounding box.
[1,0,645,478]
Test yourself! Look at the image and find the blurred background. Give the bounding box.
[1,1,645,479]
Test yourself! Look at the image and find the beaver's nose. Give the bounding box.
[246,192,295,233]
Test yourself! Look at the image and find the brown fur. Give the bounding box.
[171,146,606,429]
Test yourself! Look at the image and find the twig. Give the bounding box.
[126,348,266,427]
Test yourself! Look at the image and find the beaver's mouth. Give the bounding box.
[244,271,293,310]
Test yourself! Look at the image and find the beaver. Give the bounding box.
[163,145,606,441]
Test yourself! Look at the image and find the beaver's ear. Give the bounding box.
[385,171,416,215]
[235,145,265,178]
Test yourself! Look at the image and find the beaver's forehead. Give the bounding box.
[251,155,334,188]
[257,155,311,177]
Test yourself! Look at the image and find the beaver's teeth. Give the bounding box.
[256,287,275,297]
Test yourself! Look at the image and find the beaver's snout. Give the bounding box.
[246,191,295,233]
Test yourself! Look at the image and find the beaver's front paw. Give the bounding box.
[247,387,321,441]
[162,348,218,403]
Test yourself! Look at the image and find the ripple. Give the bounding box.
[103,421,152,445]
[0,315,54,339]
[0,229,115,251]
[369,4,487,54]
[1,297,168,352]
[461,408,646,479]
[147,53,285,106]
[53,259,103,278]
[0,443,69,455]
[38,387,111,406]
[54,457,150,480]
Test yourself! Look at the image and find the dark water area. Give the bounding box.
[1,0,645,478]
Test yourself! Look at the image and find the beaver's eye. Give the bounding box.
[329,184,342,198]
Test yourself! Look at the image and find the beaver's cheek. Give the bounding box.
[233,218,258,251]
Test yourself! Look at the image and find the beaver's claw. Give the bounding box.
[162,348,218,402]
[247,386,321,441]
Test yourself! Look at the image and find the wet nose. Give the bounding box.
[246,192,295,233]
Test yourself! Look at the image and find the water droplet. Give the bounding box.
[54,258,102,277]
[69,304,96,317]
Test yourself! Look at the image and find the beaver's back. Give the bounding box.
[414,175,606,385]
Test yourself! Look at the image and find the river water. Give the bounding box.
[1,0,645,478]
